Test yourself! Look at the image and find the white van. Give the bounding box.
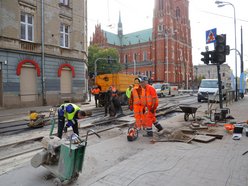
[197,79,226,102]
[152,83,178,97]
[161,83,178,96]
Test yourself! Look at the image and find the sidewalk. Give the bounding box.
[0,96,248,186]
[82,96,248,186]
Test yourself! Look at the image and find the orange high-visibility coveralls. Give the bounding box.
[91,87,100,107]
[144,84,158,129]
[129,85,146,129]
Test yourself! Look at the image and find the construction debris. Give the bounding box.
[190,124,208,130]
[152,129,193,143]
[193,135,216,143]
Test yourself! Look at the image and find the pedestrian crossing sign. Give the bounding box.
[206,28,217,44]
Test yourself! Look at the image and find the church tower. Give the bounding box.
[90,0,192,88]
[118,11,123,37]
[152,0,192,88]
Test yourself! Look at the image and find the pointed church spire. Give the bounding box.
[118,11,123,36]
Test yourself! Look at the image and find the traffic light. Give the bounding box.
[225,45,230,55]
[201,51,210,65]
[214,34,227,64]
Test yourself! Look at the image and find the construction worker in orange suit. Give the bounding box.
[91,86,100,107]
[139,76,163,137]
[129,78,146,130]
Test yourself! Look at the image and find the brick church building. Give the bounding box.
[90,0,193,89]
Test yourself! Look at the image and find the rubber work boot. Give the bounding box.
[63,126,68,133]
[153,122,163,132]
[143,128,153,137]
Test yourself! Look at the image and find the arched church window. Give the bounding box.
[176,7,180,21]
[159,0,164,10]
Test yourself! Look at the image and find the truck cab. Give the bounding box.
[197,79,226,102]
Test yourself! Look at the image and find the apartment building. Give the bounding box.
[0,0,88,108]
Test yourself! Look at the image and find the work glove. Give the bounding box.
[67,120,75,127]
[150,108,155,113]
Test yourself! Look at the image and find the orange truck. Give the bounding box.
[95,74,137,105]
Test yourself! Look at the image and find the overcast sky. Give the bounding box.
[87,0,248,76]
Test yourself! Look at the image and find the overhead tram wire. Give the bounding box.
[201,10,248,23]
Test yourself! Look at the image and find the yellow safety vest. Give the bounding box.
[59,103,80,120]
[126,88,132,98]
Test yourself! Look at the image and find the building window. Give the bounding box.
[158,25,163,32]
[133,53,137,62]
[176,7,180,21]
[172,46,175,59]
[125,54,128,63]
[20,12,34,42]
[60,0,69,6]
[60,23,69,48]
[143,51,147,61]
[159,0,164,10]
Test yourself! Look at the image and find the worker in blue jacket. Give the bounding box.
[57,103,86,139]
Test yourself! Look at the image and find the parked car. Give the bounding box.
[161,83,179,96]
[152,83,164,97]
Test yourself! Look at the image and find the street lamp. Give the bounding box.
[165,32,169,83]
[94,57,113,77]
[215,0,238,101]
[94,58,105,77]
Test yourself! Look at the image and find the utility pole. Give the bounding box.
[240,26,244,98]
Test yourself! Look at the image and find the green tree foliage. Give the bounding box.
[194,75,205,87]
[88,45,122,77]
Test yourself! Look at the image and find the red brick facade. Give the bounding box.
[90,0,193,89]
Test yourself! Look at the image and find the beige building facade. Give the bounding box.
[194,64,233,88]
[0,0,88,108]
